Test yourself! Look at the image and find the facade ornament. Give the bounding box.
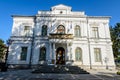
[89,22,99,27]
[8,4,115,70]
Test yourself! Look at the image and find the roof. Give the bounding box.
[51,4,72,11]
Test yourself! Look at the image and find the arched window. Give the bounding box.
[57,25,65,34]
[41,25,47,36]
[75,47,82,61]
[74,25,81,37]
[39,47,46,61]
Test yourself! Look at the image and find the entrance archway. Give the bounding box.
[56,47,65,65]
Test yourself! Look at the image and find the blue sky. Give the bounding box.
[0,0,120,42]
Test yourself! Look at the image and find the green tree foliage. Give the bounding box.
[110,23,120,58]
[0,39,6,61]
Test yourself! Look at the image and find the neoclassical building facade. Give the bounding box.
[8,4,115,69]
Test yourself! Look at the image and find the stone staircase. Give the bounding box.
[32,65,89,74]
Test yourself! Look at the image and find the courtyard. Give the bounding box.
[0,68,119,80]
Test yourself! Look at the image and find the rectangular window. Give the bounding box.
[94,48,101,62]
[74,26,81,37]
[20,47,27,60]
[24,26,30,36]
[92,27,99,38]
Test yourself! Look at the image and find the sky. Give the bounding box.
[0,0,120,43]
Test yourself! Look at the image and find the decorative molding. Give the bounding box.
[22,23,33,26]
[49,33,73,39]
[89,22,99,27]
[103,22,107,25]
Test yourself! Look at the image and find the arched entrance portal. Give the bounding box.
[56,47,65,65]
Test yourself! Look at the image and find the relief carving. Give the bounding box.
[89,22,99,27]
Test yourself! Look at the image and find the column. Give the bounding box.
[67,43,70,61]
[48,42,52,63]
[66,42,73,65]
[70,47,72,60]
[53,43,56,64]
[68,42,72,61]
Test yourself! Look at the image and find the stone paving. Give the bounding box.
[0,69,120,80]
[88,69,120,80]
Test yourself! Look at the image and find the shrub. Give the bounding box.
[117,71,120,75]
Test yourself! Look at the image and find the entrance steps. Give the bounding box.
[32,65,89,74]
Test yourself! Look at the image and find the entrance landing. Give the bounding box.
[32,65,89,74]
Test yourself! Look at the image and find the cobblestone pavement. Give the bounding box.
[0,69,120,80]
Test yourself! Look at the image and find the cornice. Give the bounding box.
[11,15,35,18]
[87,16,111,19]
[11,15,111,19]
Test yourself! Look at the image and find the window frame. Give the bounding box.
[39,47,46,61]
[20,47,28,61]
[74,25,81,37]
[75,47,82,61]
[24,26,30,36]
[57,25,65,34]
[41,25,47,36]
[94,48,101,62]
[92,27,99,38]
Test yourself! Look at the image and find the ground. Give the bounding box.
[0,69,120,80]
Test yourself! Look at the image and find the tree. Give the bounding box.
[0,39,6,62]
[110,23,120,58]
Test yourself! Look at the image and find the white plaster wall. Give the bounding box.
[88,18,110,39]
[9,4,115,69]
[105,23,111,38]
[31,42,39,64]
[105,44,115,66]
[35,16,87,36]
[89,43,115,66]
[71,42,90,65]
[8,42,31,64]
[32,41,49,64]
[12,17,34,36]
[90,44,106,65]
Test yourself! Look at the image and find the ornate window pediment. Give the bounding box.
[57,25,65,34]
[89,22,99,27]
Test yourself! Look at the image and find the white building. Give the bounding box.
[8,4,115,69]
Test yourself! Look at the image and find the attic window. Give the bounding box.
[60,11,63,14]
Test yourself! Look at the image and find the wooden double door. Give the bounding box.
[56,47,65,65]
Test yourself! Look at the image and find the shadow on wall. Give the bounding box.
[9,11,74,67]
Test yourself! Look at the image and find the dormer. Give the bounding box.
[51,4,72,14]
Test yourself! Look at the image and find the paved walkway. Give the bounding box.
[88,69,120,80]
[0,69,120,80]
